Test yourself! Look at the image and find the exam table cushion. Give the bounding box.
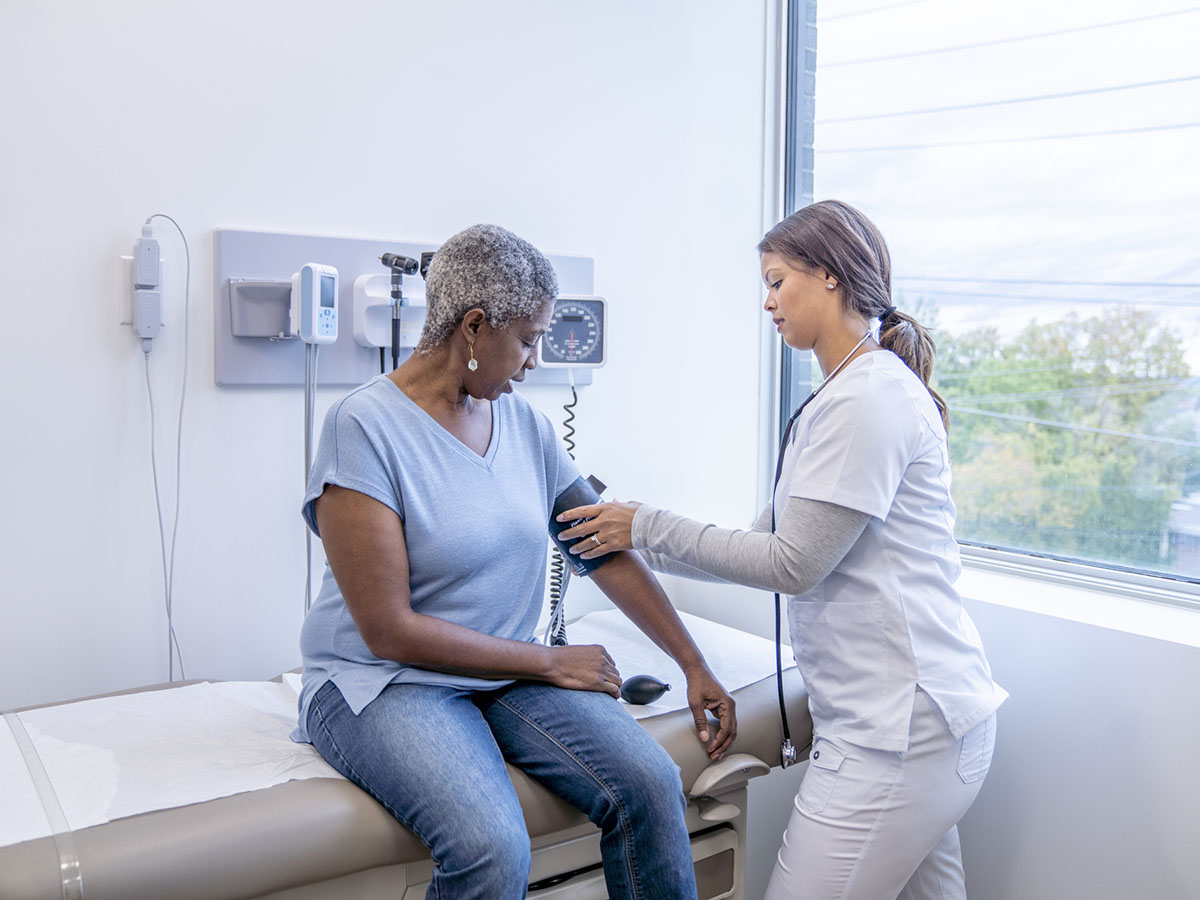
[1,612,811,900]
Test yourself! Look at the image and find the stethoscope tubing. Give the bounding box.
[771,331,872,765]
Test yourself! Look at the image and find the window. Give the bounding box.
[787,0,1200,581]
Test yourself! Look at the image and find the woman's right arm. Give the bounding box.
[315,484,622,697]
[635,502,774,582]
[629,498,870,595]
[561,496,869,595]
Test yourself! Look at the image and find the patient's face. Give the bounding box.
[473,303,553,401]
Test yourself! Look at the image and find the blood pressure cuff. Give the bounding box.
[549,474,612,577]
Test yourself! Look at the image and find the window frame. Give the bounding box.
[774,0,1200,608]
[959,543,1200,609]
[778,0,818,440]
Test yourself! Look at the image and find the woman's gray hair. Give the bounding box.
[418,224,559,354]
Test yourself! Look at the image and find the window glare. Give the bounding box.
[814,0,1200,579]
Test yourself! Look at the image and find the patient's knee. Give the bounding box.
[436,819,531,893]
[600,743,687,823]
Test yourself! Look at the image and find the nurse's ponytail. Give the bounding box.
[877,307,947,429]
[758,200,949,430]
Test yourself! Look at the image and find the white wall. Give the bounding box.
[0,0,773,710]
[957,597,1200,900]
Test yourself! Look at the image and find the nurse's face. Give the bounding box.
[467,301,553,401]
[761,251,835,351]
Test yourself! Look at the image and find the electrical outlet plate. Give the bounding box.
[117,255,166,327]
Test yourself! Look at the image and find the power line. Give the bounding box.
[898,275,1200,289]
[956,377,1200,405]
[820,121,1200,153]
[819,74,1200,124]
[820,0,928,24]
[898,287,1200,309]
[939,364,1079,381]
[949,405,1200,448]
[822,6,1200,67]
[939,366,1199,385]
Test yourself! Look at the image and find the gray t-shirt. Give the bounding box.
[292,376,578,741]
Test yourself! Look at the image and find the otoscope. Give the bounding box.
[380,253,419,371]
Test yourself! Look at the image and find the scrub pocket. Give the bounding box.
[788,599,886,727]
[798,738,848,815]
[956,715,996,784]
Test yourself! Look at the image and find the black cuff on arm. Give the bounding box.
[549,475,613,576]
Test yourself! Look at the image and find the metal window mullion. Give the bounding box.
[779,0,818,434]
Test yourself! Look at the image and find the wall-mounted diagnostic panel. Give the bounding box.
[214,229,595,387]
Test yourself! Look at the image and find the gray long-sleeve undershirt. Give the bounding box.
[633,497,871,595]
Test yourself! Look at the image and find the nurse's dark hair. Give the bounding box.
[758,200,948,429]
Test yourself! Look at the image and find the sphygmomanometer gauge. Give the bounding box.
[540,296,607,368]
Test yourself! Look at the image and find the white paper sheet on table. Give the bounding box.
[0,676,337,849]
[569,609,784,719]
[0,611,789,849]
[0,722,52,849]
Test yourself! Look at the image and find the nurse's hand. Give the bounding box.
[686,667,737,759]
[546,644,623,699]
[556,500,642,559]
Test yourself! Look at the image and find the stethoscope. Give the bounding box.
[772,329,873,767]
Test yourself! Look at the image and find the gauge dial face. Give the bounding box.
[542,300,604,365]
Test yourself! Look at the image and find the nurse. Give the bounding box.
[558,200,1008,900]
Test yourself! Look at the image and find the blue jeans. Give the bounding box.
[307,679,697,900]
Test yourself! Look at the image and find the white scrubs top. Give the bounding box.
[780,350,1007,752]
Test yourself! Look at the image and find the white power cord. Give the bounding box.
[304,342,320,613]
[141,213,191,681]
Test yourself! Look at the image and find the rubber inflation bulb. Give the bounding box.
[620,674,671,705]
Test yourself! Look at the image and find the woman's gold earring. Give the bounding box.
[467,344,479,371]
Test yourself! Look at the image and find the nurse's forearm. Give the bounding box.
[638,549,732,583]
[635,501,773,582]
[631,498,870,595]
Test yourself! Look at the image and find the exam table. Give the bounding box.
[1,611,812,900]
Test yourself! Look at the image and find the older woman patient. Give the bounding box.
[291,224,736,900]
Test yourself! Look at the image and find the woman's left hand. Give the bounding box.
[556,500,642,560]
[687,668,737,759]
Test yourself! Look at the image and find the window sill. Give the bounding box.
[959,548,1200,649]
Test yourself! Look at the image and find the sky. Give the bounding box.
[811,0,1200,363]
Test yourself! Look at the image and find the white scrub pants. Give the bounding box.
[764,690,996,900]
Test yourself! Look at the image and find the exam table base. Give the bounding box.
[261,796,747,900]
